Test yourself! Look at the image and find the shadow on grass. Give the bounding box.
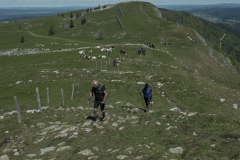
[86,116,96,121]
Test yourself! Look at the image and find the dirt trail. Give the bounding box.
[27,31,80,43]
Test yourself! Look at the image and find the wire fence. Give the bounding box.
[9,52,140,123]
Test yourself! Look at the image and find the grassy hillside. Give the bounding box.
[159,8,240,66]
[0,1,240,159]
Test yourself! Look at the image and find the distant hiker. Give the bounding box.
[113,59,116,66]
[115,56,119,67]
[151,43,155,50]
[88,80,108,121]
[140,83,154,112]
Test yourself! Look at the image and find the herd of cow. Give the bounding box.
[78,45,128,60]
[78,43,151,60]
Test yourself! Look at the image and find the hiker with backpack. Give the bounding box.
[140,83,154,112]
[88,80,108,121]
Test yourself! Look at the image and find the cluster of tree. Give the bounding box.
[69,12,81,19]
[87,5,107,12]
[159,8,240,65]
[57,13,64,17]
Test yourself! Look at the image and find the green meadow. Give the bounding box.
[0,1,240,159]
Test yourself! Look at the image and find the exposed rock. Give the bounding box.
[77,149,94,156]
[0,154,9,160]
[233,104,238,109]
[40,146,55,155]
[26,154,36,158]
[54,133,68,138]
[169,147,183,154]
[88,156,98,160]
[220,99,225,102]
[112,122,118,127]
[188,112,198,117]
[82,121,92,127]
[56,146,71,152]
[117,155,128,159]
[119,126,125,130]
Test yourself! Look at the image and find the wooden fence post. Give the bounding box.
[71,84,74,101]
[36,87,41,111]
[46,87,50,106]
[61,88,64,107]
[14,96,21,123]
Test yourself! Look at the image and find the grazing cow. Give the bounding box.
[79,50,85,57]
[105,48,112,54]
[92,56,97,60]
[88,50,93,53]
[84,55,92,60]
[120,49,126,55]
[100,48,106,52]
[95,46,101,49]
[98,55,107,59]
[138,47,146,55]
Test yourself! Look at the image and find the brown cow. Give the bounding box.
[120,49,126,55]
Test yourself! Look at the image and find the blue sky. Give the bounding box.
[1,0,240,7]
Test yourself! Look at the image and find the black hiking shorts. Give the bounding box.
[94,100,105,111]
[144,97,152,105]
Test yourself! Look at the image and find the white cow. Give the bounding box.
[98,55,107,59]
[79,50,85,57]
[100,48,106,52]
[105,48,112,54]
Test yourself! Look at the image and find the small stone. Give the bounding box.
[112,122,118,127]
[220,99,225,102]
[169,147,183,154]
[88,156,98,160]
[13,152,19,156]
[77,149,94,156]
[82,121,92,127]
[56,146,71,152]
[40,146,55,155]
[119,126,125,130]
[117,155,128,159]
[233,104,238,109]
[26,154,36,158]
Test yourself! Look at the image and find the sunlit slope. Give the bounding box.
[0,2,240,159]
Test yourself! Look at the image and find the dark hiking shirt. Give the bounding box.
[91,84,105,101]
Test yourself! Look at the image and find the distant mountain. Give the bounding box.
[0,6,90,22]
[157,3,240,11]
[157,4,240,42]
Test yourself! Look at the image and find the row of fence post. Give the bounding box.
[14,86,73,123]
[13,52,136,123]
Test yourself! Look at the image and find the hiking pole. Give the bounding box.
[139,92,146,112]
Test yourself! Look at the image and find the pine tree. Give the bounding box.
[20,36,24,43]
[61,13,64,17]
[48,25,55,35]
[81,18,86,25]
[70,12,73,18]
[70,19,74,28]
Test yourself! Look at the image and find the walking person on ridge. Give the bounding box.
[88,80,108,121]
[140,83,154,112]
